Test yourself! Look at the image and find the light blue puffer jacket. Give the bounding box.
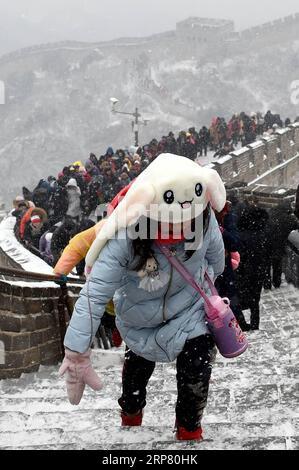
[64,211,225,362]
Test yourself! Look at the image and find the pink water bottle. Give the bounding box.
[205,296,248,358]
[156,243,248,359]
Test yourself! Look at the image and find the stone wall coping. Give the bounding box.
[231,147,250,156]
[0,216,54,275]
[0,216,79,287]
[247,140,265,149]
[275,128,291,136]
[242,184,295,196]
[205,163,216,169]
[0,278,58,289]
[261,135,278,143]
[215,155,232,164]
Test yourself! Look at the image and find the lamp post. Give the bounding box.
[110,98,149,147]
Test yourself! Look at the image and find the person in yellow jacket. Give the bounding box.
[53,219,121,345]
[53,219,105,277]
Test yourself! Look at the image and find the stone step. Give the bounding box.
[0,282,298,450]
[0,422,298,450]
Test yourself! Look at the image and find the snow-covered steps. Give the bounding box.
[0,281,298,450]
[0,423,297,450]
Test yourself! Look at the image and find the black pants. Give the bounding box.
[199,144,208,156]
[118,335,216,432]
[264,256,283,290]
[272,257,283,289]
[231,303,249,330]
[248,301,260,329]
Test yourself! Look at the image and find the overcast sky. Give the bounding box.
[0,0,299,55]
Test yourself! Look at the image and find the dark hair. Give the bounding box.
[130,217,156,271]
[131,206,211,272]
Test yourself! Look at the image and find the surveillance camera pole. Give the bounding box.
[111,104,143,147]
[134,108,139,147]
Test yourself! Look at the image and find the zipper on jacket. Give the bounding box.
[154,333,171,362]
[162,259,174,322]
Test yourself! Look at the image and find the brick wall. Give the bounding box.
[290,123,299,153]
[247,141,266,178]
[230,147,252,181]
[275,129,294,162]
[262,136,278,169]
[213,156,233,181]
[237,185,297,210]
[0,279,80,379]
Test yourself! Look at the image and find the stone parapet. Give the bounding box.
[0,280,80,379]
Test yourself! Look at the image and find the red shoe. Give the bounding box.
[112,328,123,347]
[121,410,143,427]
[176,425,203,441]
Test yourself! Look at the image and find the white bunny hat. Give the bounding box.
[85,153,226,268]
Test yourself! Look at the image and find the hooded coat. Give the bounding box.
[64,154,226,362]
[66,181,82,219]
[64,211,224,363]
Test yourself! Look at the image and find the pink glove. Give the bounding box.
[59,348,102,405]
[231,252,240,271]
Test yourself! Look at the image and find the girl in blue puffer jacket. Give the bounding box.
[59,153,226,441]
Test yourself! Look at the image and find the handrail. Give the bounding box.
[0,266,85,285]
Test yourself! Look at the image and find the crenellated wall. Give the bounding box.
[0,276,80,380]
[238,13,299,42]
[0,218,81,380]
[2,12,299,67]
[236,185,297,210]
[212,123,299,188]
[0,280,63,379]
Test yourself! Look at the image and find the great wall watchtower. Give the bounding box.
[174,13,299,59]
[175,17,235,57]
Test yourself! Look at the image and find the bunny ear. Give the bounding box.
[203,168,226,212]
[85,183,156,268]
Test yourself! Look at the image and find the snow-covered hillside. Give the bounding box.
[0,28,299,205]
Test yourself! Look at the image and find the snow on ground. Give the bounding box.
[0,216,80,287]
[196,142,243,167]
[0,280,298,450]
[0,216,54,276]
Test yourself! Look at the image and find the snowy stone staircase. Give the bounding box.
[0,281,298,450]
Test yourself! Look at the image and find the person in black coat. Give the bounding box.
[32,179,51,214]
[215,203,250,331]
[198,126,210,157]
[48,180,68,224]
[22,213,48,256]
[236,205,270,330]
[264,201,299,289]
[50,217,79,266]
